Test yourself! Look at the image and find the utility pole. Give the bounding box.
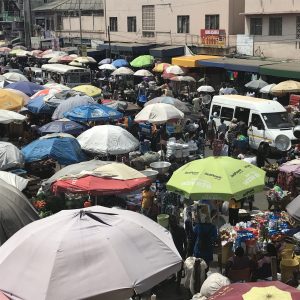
[23,0,32,48]
[107,25,111,59]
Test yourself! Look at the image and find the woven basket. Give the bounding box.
[280,258,299,283]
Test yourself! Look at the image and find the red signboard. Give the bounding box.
[200,29,226,46]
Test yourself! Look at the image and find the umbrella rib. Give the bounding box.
[80,210,117,226]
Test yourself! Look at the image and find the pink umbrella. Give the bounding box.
[58,55,76,63]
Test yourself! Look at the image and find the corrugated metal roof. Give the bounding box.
[33,0,103,11]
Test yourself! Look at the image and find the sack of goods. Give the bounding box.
[166,139,190,158]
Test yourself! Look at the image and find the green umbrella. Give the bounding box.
[130,55,154,68]
[167,157,265,201]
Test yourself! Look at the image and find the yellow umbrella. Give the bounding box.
[152,63,170,73]
[9,49,25,56]
[243,286,292,300]
[73,56,97,64]
[0,90,24,111]
[271,80,300,95]
[72,85,102,97]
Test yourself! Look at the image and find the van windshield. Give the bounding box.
[262,112,294,129]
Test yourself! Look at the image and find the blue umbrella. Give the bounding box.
[64,103,123,122]
[38,119,86,136]
[111,59,129,68]
[21,134,87,165]
[6,81,45,96]
[98,58,113,65]
[27,96,55,114]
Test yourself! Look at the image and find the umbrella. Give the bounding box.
[0,178,38,246]
[69,61,84,67]
[134,69,154,77]
[21,134,86,165]
[15,50,29,57]
[102,100,140,112]
[9,49,26,56]
[0,206,181,300]
[167,156,265,201]
[260,83,276,94]
[45,90,83,107]
[209,281,300,300]
[64,103,123,122]
[153,63,170,73]
[27,50,42,57]
[99,63,117,71]
[286,195,300,222]
[0,171,28,191]
[43,82,70,90]
[145,96,190,113]
[5,88,29,104]
[27,96,55,114]
[112,67,134,76]
[165,65,186,75]
[6,81,45,97]
[162,71,176,79]
[0,79,12,88]
[47,56,63,63]
[279,159,300,174]
[58,55,77,63]
[112,58,129,68]
[170,76,196,82]
[42,51,68,59]
[72,85,102,98]
[245,78,268,91]
[134,103,184,124]
[98,58,113,65]
[222,87,238,95]
[0,142,24,170]
[271,80,300,95]
[38,118,86,136]
[77,125,139,155]
[130,55,154,68]
[73,56,97,64]
[0,47,11,54]
[12,45,26,50]
[52,94,96,120]
[0,109,26,124]
[197,85,215,93]
[31,87,62,99]
[0,89,24,111]
[3,72,28,82]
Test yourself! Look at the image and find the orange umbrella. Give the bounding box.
[0,90,24,111]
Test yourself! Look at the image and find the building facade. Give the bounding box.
[242,0,300,60]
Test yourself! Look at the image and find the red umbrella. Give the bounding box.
[162,71,176,80]
[0,291,9,300]
[58,55,75,63]
[209,281,300,300]
[52,175,152,195]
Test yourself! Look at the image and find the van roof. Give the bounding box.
[212,95,286,113]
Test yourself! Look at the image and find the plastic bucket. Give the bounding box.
[157,214,169,229]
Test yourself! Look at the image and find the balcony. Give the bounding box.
[0,12,23,23]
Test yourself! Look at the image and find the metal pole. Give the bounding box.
[78,0,83,53]
[104,0,107,38]
[107,25,111,59]
[23,0,32,48]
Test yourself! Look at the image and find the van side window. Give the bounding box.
[251,114,263,128]
[234,107,250,124]
[220,107,234,121]
[211,105,221,117]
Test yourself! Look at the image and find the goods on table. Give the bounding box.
[266,185,291,210]
[262,163,279,178]
[166,137,198,159]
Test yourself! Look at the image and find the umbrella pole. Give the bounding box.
[95,195,98,205]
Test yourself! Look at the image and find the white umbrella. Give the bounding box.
[170,76,196,82]
[134,103,184,124]
[245,78,268,90]
[48,56,64,63]
[42,51,68,59]
[3,72,28,82]
[74,56,97,64]
[260,83,276,94]
[0,142,24,170]
[43,83,70,90]
[165,65,185,75]
[98,64,117,71]
[77,125,139,155]
[0,206,181,300]
[0,110,26,124]
[0,171,28,191]
[112,67,134,76]
[197,85,215,93]
[134,69,153,77]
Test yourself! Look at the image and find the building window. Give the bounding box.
[177,15,189,33]
[205,15,219,30]
[269,17,282,36]
[142,5,155,37]
[109,17,118,32]
[296,16,300,39]
[250,17,262,35]
[127,16,136,32]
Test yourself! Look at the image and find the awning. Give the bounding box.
[96,43,156,56]
[33,0,104,11]
[172,55,220,68]
[149,46,184,58]
[259,62,300,80]
[199,57,279,73]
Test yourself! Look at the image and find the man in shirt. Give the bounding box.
[141,185,155,217]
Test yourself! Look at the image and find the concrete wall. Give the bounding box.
[245,0,300,14]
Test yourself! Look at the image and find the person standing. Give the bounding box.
[206,116,217,149]
[228,198,241,225]
[141,186,155,217]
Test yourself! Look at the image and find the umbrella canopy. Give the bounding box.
[72,85,102,97]
[9,49,26,56]
[52,94,95,120]
[3,72,28,82]
[77,125,139,155]
[271,80,300,95]
[0,109,26,124]
[135,103,184,124]
[0,171,28,191]
[6,81,45,96]
[112,58,129,68]
[197,85,215,93]
[0,80,12,88]
[0,47,11,54]
[0,206,181,300]
[286,195,300,222]
[245,78,268,91]
[12,45,26,50]
[42,51,68,59]
[38,118,86,136]
[260,83,276,94]
[0,142,24,170]
[15,50,29,57]
[134,69,154,77]
[31,87,62,99]
[27,96,55,115]
[153,63,170,73]
[27,50,43,57]
[58,55,77,63]
[170,75,196,82]
[64,103,123,122]
[5,88,29,104]
[73,56,97,64]
[0,89,24,111]
[112,67,134,76]
[48,56,63,63]
[43,82,70,90]
[167,156,265,201]
[165,65,185,75]
[222,87,238,95]
[21,134,86,165]
[209,281,300,300]
[130,55,154,68]
[98,58,113,65]
[98,63,117,71]
[145,96,190,113]
[45,90,83,108]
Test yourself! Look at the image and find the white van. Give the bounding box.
[209,95,296,151]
